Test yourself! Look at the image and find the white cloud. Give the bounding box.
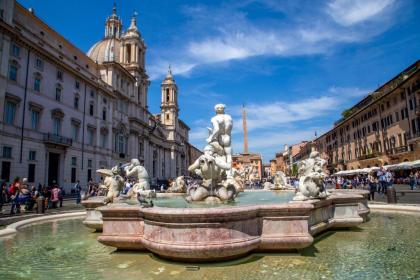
[228,86,369,133]
[327,0,395,26]
[146,0,400,80]
[188,86,371,160]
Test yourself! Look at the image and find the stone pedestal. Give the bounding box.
[96,190,370,262]
[81,196,106,231]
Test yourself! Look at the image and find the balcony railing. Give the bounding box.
[43,133,72,147]
[406,131,420,141]
[387,145,409,155]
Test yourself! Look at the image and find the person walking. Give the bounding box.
[0,181,6,214]
[368,172,377,201]
[51,184,59,208]
[58,185,64,207]
[9,177,21,214]
[409,172,416,190]
[377,168,386,195]
[74,180,82,204]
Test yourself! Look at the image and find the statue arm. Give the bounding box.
[206,119,220,143]
[188,158,201,173]
[215,157,231,170]
[125,166,137,177]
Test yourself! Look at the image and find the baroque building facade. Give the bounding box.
[0,1,200,190]
[315,60,420,173]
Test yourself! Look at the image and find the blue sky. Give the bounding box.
[19,0,420,161]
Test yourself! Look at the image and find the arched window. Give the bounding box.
[166,88,170,102]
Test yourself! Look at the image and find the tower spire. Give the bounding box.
[112,1,117,15]
[242,104,249,154]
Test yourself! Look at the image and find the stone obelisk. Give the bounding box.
[242,105,250,163]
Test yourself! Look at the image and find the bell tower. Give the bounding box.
[105,4,122,39]
[120,12,146,72]
[160,66,179,128]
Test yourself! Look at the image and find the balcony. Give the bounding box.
[43,133,72,147]
[406,131,420,141]
[356,152,382,161]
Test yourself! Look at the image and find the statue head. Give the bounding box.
[131,158,140,166]
[214,104,226,114]
[203,145,215,156]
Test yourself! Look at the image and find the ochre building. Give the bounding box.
[315,60,420,173]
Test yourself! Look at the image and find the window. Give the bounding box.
[166,88,170,102]
[100,133,107,148]
[55,86,62,102]
[8,64,17,81]
[31,110,39,130]
[72,124,79,142]
[87,128,94,146]
[57,70,63,80]
[409,99,413,110]
[4,101,16,125]
[71,167,76,183]
[71,156,77,166]
[52,117,61,135]
[35,57,43,70]
[117,133,126,154]
[89,103,94,116]
[74,95,79,109]
[11,44,20,57]
[87,169,92,181]
[102,107,106,121]
[2,146,12,158]
[28,164,35,182]
[1,161,11,182]
[29,151,36,161]
[75,80,80,89]
[90,90,94,98]
[87,159,92,168]
[34,77,41,92]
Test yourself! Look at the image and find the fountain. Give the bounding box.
[77,104,370,261]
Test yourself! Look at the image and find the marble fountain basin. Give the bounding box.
[96,190,370,262]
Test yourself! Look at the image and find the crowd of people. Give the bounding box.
[0,177,65,215]
[327,168,420,200]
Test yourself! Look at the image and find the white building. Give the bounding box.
[0,1,199,190]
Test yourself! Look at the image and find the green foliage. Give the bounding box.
[291,164,299,177]
[341,108,354,118]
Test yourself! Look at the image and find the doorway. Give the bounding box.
[48,152,60,186]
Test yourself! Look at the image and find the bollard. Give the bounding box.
[386,186,397,204]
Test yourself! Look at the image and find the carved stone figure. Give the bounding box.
[186,145,235,202]
[206,104,233,177]
[167,176,186,193]
[293,149,330,201]
[97,167,125,204]
[124,158,150,192]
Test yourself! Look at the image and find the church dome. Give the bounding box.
[87,38,121,64]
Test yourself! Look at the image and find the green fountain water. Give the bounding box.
[0,212,419,280]
[154,190,295,208]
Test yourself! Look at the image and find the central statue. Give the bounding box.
[186,104,242,203]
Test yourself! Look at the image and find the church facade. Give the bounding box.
[0,1,200,190]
